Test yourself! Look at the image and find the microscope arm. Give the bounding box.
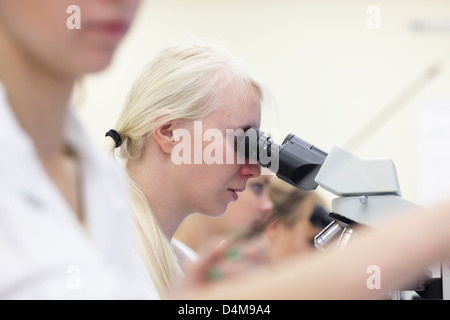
[314,145,418,228]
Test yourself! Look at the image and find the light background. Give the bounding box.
[75,0,450,206]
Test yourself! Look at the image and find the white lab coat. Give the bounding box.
[0,82,159,299]
[171,238,199,270]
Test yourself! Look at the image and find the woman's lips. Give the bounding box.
[84,20,130,38]
[227,187,245,201]
[228,189,239,201]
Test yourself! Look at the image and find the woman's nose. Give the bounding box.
[239,162,261,179]
[260,195,274,214]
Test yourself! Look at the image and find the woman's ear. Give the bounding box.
[154,121,175,154]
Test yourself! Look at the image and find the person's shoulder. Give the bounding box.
[172,238,199,269]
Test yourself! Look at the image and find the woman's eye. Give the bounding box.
[250,183,263,195]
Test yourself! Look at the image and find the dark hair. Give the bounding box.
[105,129,122,148]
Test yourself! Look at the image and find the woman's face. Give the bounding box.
[0,0,140,77]
[266,197,322,261]
[174,85,262,217]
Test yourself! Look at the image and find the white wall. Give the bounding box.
[75,0,450,205]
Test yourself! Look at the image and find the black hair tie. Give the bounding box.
[105,129,122,148]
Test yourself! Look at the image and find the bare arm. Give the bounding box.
[173,200,450,299]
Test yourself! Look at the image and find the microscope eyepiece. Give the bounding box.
[237,127,278,169]
[239,127,328,191]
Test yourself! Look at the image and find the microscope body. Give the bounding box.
[315,145,417,228]
[311,145,418,252]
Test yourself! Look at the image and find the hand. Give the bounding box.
[173,234,269,294]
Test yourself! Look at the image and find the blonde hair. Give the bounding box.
[106,42,270,296]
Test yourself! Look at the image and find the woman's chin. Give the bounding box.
[76,48,117,75]
[83,56,114,74]
[202,204,229,218]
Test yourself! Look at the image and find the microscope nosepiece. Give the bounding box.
[314,220,346,251]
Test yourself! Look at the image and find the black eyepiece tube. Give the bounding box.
[238,127,328,191]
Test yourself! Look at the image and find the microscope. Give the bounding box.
[239,127,444,299]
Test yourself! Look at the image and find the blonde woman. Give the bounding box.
[105,42,268,296]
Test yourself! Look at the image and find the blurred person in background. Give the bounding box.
[262,178,332,264]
